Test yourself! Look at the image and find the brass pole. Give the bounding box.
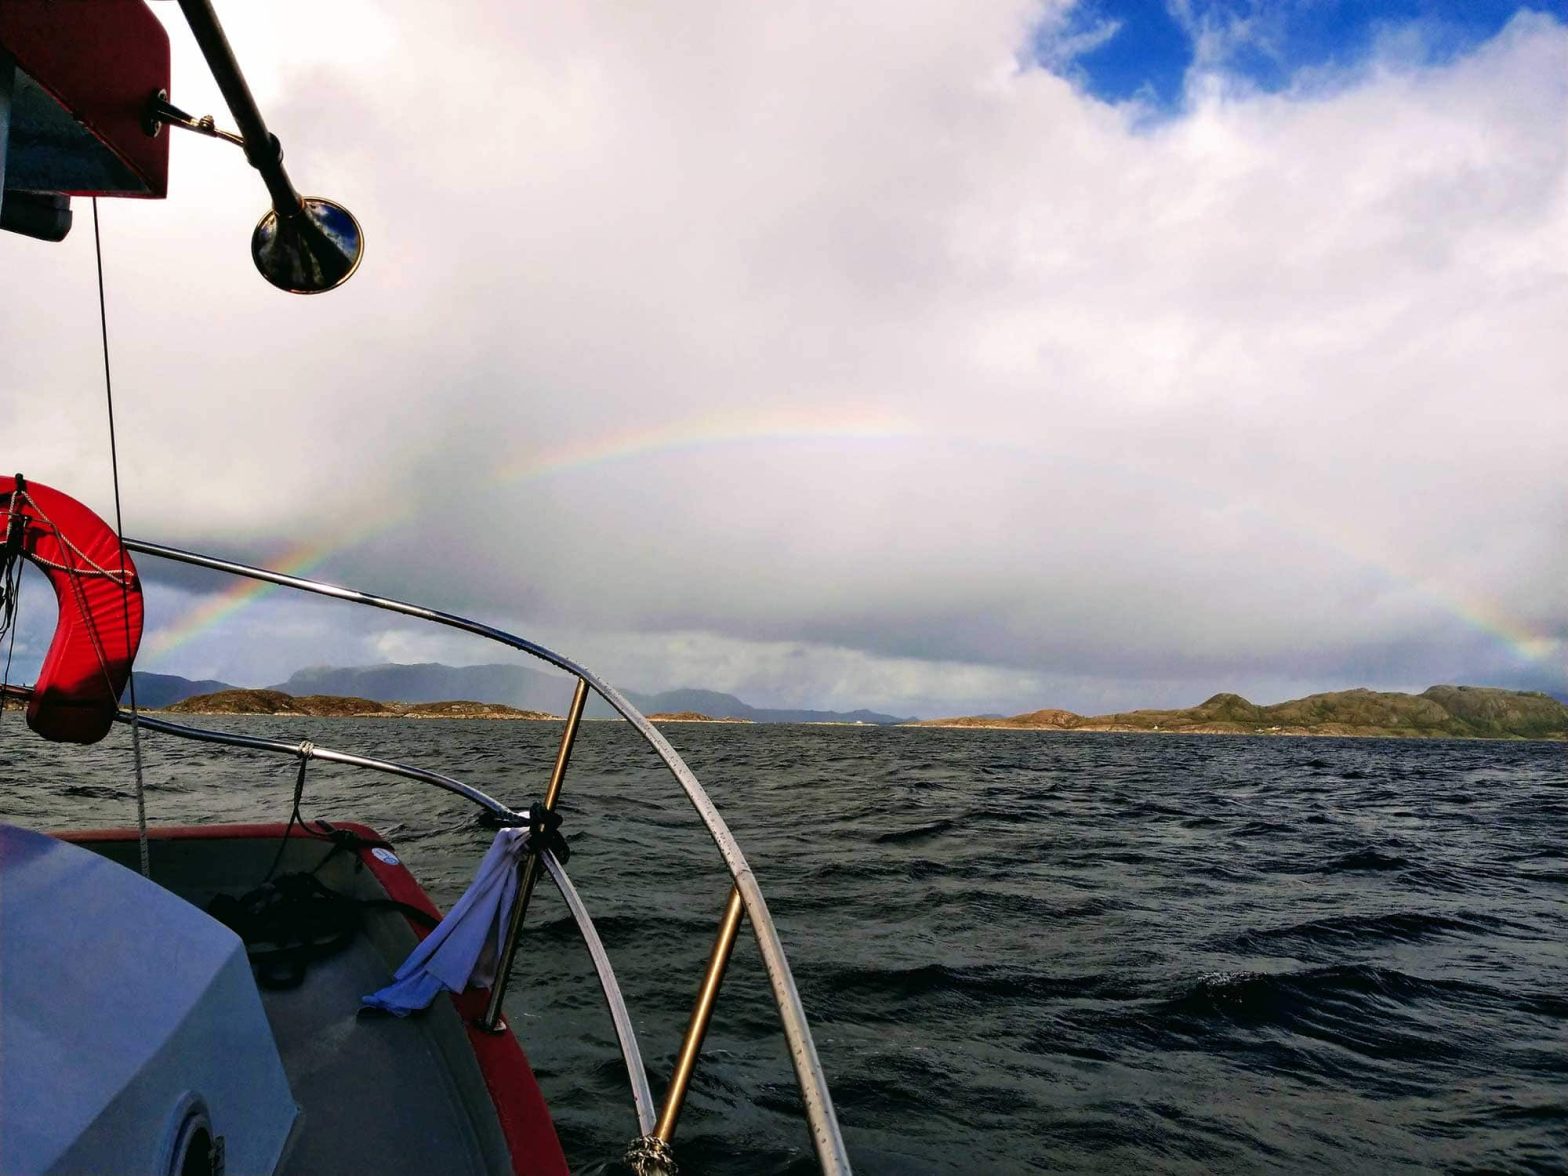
[540,677,588,814]
[480,677,589,1031]
[653,884,747,1143]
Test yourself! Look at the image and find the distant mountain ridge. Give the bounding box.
[270,663,573,714]
[915,686,1568,740]
[628,686,909,726]
[130,663,910,725]
[267,666,910,724]
[129,672,238,710]
[132,669,1560,736]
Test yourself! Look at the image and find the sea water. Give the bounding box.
[4,718,1564,1173]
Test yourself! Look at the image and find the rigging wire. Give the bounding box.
[92,198,151,880]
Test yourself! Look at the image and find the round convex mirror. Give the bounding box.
[251,197,364,294]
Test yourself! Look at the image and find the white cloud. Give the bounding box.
[1031,6,1125,76]
[2,3,1563,715]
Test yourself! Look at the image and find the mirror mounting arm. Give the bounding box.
[155,0,363,294]
[146,94,246,151]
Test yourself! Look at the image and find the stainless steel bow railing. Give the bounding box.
[112,709,659,1140]
[122,538,850,1174]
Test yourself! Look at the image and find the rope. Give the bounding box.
[93,198,150,879]
[262,741,315,883]
[2,491,135,582]
[2,485,136,721]
[15,554,127,579]
[625,1135,679,1176]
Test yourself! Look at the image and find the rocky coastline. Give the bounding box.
[160,689,558,720]
[155,684,1567,740]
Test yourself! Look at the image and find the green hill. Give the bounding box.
[916,685,1568,740]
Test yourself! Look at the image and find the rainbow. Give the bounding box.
[1264,504,1563,672]
[140,406,919,662]
[139,534,340,660]
[139,408,1562,676]
[491,405,918,485]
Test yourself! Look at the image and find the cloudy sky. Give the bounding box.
[2,0,1564,718]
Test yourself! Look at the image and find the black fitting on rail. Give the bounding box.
[528,801,570,865]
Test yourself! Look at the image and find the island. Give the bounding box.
[646,712,755,723]
[909,685,1568,741]
[160,689,558,720]
[151,684,1567,739]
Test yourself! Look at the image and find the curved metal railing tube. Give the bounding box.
[116,711,526,823]
[540,849,658,1137]
[124,538,852,1175]
[116,707,660,1139]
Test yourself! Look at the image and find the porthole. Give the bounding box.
[168,1106,217,1176]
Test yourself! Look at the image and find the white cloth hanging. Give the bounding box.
[362,827,528,1016]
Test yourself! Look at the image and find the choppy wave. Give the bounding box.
[872,817,957,843]
[1155,963,1484,1022]
[4,721,1565,1173]
[1216,910,1515,952]
[1322,846,1411,871]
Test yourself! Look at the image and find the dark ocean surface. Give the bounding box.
[4,719,1565,1174]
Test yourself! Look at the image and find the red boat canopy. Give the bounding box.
[0,0,171,199]
[1,476,143,744]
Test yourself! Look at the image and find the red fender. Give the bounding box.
[1,476,142,743]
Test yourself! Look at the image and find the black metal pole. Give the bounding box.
[174,0,302,216]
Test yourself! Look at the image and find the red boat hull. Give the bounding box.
[60,822,570,1176]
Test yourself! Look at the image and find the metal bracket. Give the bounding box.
[478,678,591,1032]
[144,91,245,148]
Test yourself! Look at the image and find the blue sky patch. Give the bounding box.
[1035,1,1568,111]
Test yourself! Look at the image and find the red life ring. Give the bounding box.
[1,476,143,743]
